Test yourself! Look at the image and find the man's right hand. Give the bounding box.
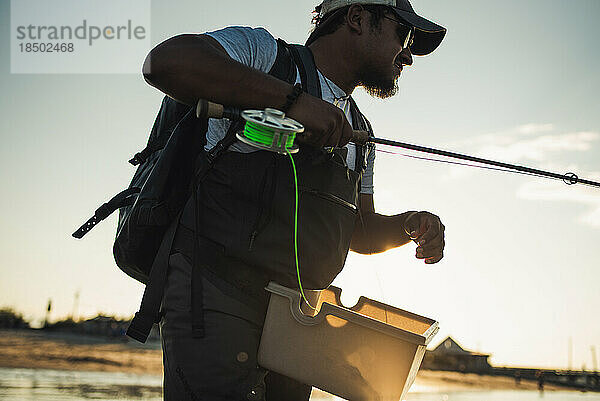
[286,93,354,149]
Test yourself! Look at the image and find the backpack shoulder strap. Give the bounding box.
[205,39,299,164]
[287,44,322,98]
[269,39,297,84]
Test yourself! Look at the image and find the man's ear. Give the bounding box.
[346,4,366,35]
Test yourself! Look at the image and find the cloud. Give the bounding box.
[447,124,597,160]
[516,174,600,227]
[439,124,600,228]
[476,131,599,163]
[517,123,555,135]
[442,123,599,174]
[580,207,600,227]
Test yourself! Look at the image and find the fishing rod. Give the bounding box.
[196,99,600,189]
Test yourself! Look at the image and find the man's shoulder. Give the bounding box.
[205,26,279,72]
[206,26,276,43]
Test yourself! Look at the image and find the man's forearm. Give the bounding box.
[142,34,292,108]
[350,211,415,254]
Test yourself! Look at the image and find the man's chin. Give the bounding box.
[362,79,399,99]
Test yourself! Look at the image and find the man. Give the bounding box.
[143,0,446,399]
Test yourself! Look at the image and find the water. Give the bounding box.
[0,368,162,401]
[1,367,599,401]
[405,391,600,401]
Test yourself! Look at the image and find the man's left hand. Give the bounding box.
[404,211,445,264]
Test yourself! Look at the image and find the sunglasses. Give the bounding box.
[381,15,414,50]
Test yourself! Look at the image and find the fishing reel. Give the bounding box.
[196,99,371,155]
[238,108,304,154]
[196,99,304,154]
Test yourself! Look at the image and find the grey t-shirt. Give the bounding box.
[205,26,376,195]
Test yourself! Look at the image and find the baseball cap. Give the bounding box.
[306,0,446,56]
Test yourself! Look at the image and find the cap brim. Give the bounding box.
[391,8,446,56]
[307,5,447,54]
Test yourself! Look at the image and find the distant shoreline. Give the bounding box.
[0,329,581,393]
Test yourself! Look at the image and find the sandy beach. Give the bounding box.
[0,329,162,376]
[0,329,574,393]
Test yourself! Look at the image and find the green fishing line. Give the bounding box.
[287,150,316,311]
[243,121,296,149]
[241,116,314,310]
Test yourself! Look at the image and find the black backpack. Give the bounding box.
[73,97,207,282]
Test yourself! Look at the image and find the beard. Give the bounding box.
[358,67,400,99]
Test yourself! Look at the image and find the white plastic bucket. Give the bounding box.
[258,282,439,401]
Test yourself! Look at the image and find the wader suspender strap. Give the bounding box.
[348,96,374,173]
[347,97,374,233]
[191,120,243,338]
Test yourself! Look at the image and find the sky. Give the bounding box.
[1,0,599,371]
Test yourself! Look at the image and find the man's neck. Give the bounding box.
[308,36,358,95]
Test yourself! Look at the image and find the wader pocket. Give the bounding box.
[243,151,360,289]
[293,187,358,288]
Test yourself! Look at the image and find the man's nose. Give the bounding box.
[400,47,413,66]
